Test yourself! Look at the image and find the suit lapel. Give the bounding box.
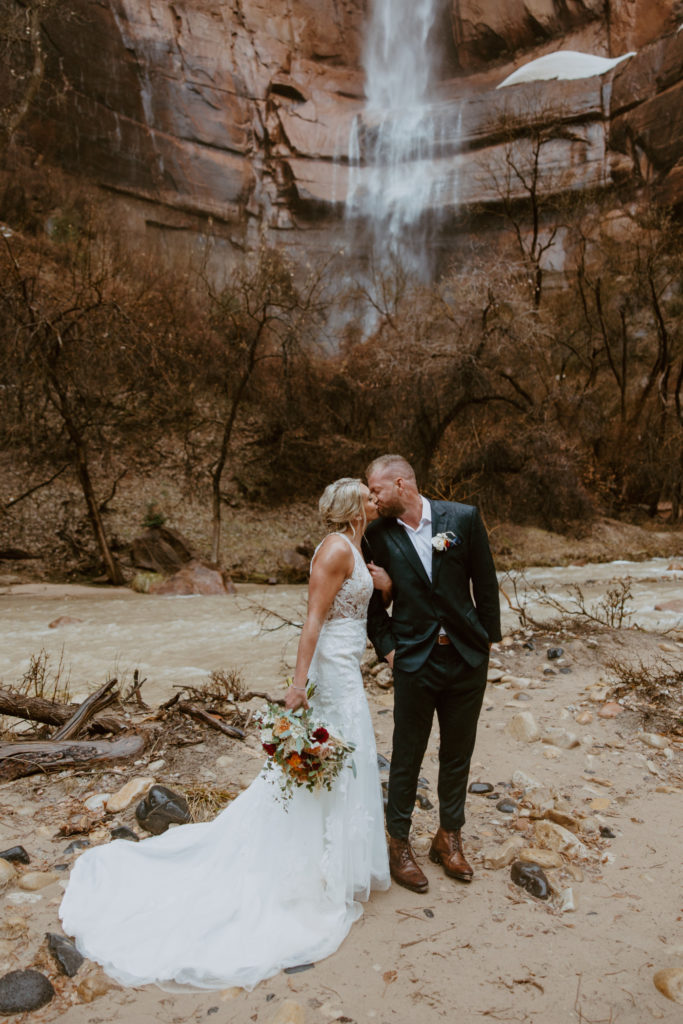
[430,500,449,589]
[386,520,432,589]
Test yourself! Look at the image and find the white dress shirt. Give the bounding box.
[397,495,433,581]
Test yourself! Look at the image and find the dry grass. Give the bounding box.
[182,783,237,822]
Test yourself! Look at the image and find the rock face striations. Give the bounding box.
[23,0,683,267]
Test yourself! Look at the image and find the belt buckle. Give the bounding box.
[437,634,450,645]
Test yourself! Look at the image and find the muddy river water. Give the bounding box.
[1,558,681,703]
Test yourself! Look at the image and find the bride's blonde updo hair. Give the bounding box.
[319,477,365,537]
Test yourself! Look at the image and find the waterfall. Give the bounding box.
[346,0,450,277]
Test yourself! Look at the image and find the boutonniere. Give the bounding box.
[432,531,461,552]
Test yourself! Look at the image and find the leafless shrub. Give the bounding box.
[17,648,71,702]
[500,571,633,629]
[605,655,683,736]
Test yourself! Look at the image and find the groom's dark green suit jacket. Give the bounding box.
[364,500,501,673]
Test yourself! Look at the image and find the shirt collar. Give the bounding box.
[397,496,431,531]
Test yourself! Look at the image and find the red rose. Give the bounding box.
[312,727,329,743]
[263,742,277,755]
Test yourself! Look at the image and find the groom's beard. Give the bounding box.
[378,498,406,518]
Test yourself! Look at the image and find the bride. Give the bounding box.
[59,478,391,990]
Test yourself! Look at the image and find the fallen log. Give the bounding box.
[52,679,119,741]
[0,734,146,782]
[0,686,124,734]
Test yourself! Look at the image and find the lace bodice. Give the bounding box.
[312,534,373,623]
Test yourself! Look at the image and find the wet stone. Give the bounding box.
[547,648,564,660]
[0,969,55,1014]
[283,963,314,975]
[468,782,494,794]
[423,908,434,918]
[0,846,30,865]
[600,826,616,839]
[415,791,433,810]
[485,792,501,800]
[135,785,192,835]
[377,754,390,771]
[559,667,572,675]
[64,840,90,856]
[417,776,430,788]
[543,668,556,675]
[510,861,550,900]
[46,933,84,977]
[496,800,517,814]
[110,826,139,842]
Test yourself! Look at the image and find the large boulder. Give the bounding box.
[149,559,236,596]
[130,526,197,575]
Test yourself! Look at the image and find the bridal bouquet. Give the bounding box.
[255,702,356,802]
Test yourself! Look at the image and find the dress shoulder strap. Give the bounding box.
[310,532,360,569]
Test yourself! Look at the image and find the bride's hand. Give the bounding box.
[284,684,309,712]
[368,561,393,605]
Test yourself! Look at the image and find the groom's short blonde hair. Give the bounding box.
[319,478,365,535]
[365,454,416,484]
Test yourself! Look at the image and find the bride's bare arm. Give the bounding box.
[285,537,354,711]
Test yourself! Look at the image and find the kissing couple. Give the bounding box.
[60,454,501,991]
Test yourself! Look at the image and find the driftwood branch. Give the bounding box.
[52,679,120,741]
[0,686,124,734]
[0,734,146,782]
[174,701,245,740]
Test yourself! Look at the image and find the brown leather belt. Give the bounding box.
[437,634,451,645]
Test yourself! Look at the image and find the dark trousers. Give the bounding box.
[386,643,488,840]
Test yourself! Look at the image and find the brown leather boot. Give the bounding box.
[388,837,429,893]
[429,828,473,882]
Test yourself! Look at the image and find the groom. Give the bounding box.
[364,454,501,893]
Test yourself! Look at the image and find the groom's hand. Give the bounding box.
[384,650,395,669]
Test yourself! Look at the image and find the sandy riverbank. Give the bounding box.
[0,574,682,1023]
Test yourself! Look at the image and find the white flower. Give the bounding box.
[432,531,461,552]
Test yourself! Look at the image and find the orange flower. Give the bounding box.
[287,752,303,769]
[273,718,290,737]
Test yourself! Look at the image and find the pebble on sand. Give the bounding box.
[638,732,668,750]
[0,861,16,891]
[0,970,55,1014]
[653,967,683,1004]
[597,702,623,718]
[510,860,550,899]
[135,785,192,835]
[106,776,155,813]
[505,712,540,743]
[268,999,305,1024]
[541,728,581,749]
[18,871,61,892]
[482,836,526,870]
[0,847,30,865]
[518,847,564,869]
[46,933,84,977]
[534,820,588,860]
[511,770,542,792]
[77,969,115,1003]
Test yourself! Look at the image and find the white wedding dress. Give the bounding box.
[59,535,390,990]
